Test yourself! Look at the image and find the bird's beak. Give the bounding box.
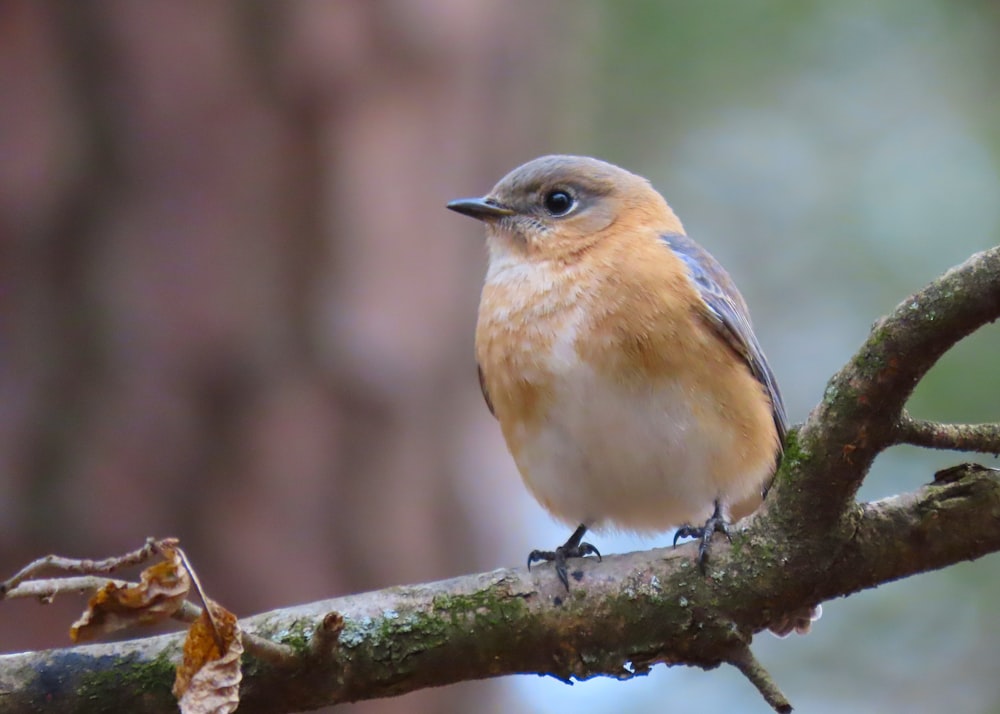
[446,197,515,221]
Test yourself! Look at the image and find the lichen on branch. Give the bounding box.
[1,246,999,714]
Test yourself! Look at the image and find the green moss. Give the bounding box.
[339,601,455,662]
[780,427,803,464]
[855,344,884,373]
[855,328,903,379]
[76,650,176,708]
[600,584,685,635]
[268,617,314,653]
[728,532,745,558]
[866,322,890,348]
[375,607,448,652]
[431,587,529,628]
[756,539,776,562]
[774,427,810,488]
[822,375,863,410]
[306,587,535,674]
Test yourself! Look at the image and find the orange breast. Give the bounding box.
[475,229,780,531]
[475,261,584,455]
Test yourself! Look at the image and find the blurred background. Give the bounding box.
[1,1,999,712]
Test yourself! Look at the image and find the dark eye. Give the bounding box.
[543,190,575,216]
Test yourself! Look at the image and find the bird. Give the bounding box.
[448,155,816,635]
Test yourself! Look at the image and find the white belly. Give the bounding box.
[513,362,759,533]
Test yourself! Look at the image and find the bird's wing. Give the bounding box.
[478,363,496,417]
[660,233,788,448]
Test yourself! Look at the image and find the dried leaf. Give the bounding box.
[174,602,243,714]
[70,543,190,642]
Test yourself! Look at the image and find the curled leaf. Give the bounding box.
[70,544,190,642]
[174,602,243,714]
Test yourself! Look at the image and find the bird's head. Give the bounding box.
[447,155,683,264]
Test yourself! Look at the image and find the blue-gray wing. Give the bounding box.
[661,233,788,449]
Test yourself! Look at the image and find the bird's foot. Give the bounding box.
[673,501,732,571]
[527,543,601,590]
[527,524,601,590]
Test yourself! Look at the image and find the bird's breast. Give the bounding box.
[475,255,775,533]
[475,258,587,444]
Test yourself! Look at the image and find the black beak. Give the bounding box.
[446,197,515,221]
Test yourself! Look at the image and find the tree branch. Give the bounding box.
[727,645,792,714]
[1,246,999,713]
[895,413,1000,455]
[1,463,999,713]
[769,245,1000,535]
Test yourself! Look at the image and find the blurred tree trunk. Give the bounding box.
[0,2,581,712]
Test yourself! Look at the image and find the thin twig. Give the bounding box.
[727,644,793,713]
[243,632,297,665]
[175,600,204,623]
[897,413,1000,455]
[3,576,130,601]
[0,537,164,596]
[310,611,345,659]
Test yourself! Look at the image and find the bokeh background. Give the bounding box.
[2,2,999,713]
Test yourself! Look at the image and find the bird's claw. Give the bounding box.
[673,507,732,571]
[527,542,601,590]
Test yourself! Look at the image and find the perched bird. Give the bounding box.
[448,156,815,635]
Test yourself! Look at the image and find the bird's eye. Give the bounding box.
[542,190,575,217]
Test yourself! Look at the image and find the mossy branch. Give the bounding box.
[768,245,1000,535]
[1,246,998,714]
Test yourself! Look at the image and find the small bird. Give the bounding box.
[448,156,815,635]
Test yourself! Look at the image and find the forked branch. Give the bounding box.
[1,246,998,714]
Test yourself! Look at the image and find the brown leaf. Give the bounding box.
[70,543,190,642]
[174,602,243,714]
